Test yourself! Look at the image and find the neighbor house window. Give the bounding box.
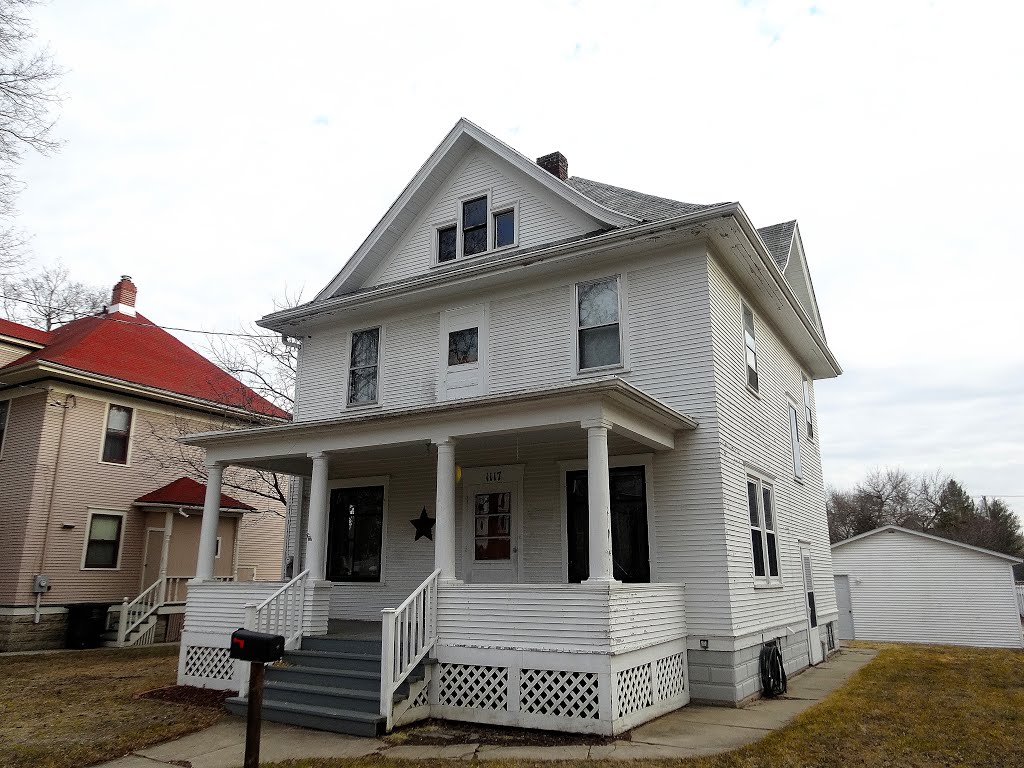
[348,328,380,406]
[789,404,803,479]
[448,327,478,365]
[577,277,621,370]
[742,304,759,391]
[493,209,515,248]
[0,399,9,457]
[462,196,488,256]
[84,513,123,569]
[802,374,814,439]
[747,477,780,583]
[437,225,457,263]
[102,405,132,464]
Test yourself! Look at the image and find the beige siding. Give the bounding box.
[832,531,1023,648]
[0,339,35,367]
[707,253,837,636]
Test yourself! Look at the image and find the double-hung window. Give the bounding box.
[0,399,9,457]
[577,277,621,371]
[348,328,380,406]
[84,512,124,569]
[747,477,779,583]
[102,405,132,464]
[462,196,488,257]
[435,196,517,263]
[493,208,515,248]
[802,374,814,439]
[742,304,759,391]
[789,404,803,479]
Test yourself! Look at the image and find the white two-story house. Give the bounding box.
[177,119,842,738]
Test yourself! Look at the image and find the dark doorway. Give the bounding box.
[565,466,651,583]
[326,485,385,582]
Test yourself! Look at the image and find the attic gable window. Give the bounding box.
[101,404,132,464]
[348,327,380,406]
[437,225,457,263]
[462,196,488,256]
[493,209,515,248]
[434,195,517,264]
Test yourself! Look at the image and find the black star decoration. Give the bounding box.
[411,507,436,541]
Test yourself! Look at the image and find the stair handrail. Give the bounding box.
[380,568,441,731]
[246,569,309,650]
[117,576,166,647]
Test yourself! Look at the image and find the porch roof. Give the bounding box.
[181,378,697,474]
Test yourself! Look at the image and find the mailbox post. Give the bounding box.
[230,628,285,768]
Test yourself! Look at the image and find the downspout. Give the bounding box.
[36,391,75,623]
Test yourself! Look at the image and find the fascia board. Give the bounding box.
[789,223,827,340]
[312,118,639,303]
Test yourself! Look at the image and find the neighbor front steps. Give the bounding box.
[225,635,424,737]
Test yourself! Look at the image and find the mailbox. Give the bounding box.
[229,629,284,664]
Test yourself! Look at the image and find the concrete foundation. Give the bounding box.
[0,610,68,653]
[687,627,811,704]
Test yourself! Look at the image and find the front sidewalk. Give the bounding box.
[96,647,877,767]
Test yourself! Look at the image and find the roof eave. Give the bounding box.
[832,525,1023,564]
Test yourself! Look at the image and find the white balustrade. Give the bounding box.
[245,569,309,650]
[117,577,165,647]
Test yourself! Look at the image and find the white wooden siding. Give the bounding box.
[832,530,1024,648]
[364,147,602,288]
[707,253,837,638]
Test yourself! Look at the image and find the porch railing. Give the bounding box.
[116,577,165,647]
[165,575,233,604]
[244,569,309,650]
[380,568,440,730]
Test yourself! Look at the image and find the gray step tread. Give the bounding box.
[228,697,385,724]
[272,665,381,682]
[287,650,381,663]
[265,680,380,702]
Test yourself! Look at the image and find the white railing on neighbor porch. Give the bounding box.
[380,568,440,730]
[244,569,310,650]
[116,577,165,647]
[1016,583,1024,616]
[164,575,233,604]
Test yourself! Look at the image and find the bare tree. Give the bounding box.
[0,0,63,271]
[2,260,106,329]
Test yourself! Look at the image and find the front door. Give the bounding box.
[141,528,164,589]
[565,466,651,583]
[462,466,521,583]
[834,574,855,641]
[801,543,823,664]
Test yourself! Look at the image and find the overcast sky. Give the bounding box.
[15,1,1024,516]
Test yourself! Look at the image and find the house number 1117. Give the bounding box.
[485,471,502,482]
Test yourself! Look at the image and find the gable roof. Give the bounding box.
[0,311,289,420]
[134,476,255,511]
[756,220,796,270]
[832,525,1023,564]
[317,118,640,300]
[566,177,719,221]
[0,317,51,347]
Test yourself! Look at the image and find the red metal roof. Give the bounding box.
[0,317,51,346]
[134,476,255,511]
[0,311,290,419]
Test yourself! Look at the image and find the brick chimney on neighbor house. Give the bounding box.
[109,275,137,316]
[536,151,569,181]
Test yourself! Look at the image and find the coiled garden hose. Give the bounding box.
[759,640,788,697]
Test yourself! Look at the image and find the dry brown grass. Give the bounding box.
[0,644,223,768]
[267,644,1024,768]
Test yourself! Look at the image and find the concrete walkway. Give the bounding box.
[97,647,877,767]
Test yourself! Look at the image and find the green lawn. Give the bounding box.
[0,645,222,768]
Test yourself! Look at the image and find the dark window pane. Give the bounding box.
[348,368,378,404]
[326,486,385,582]
[767,532,779,577]
[463,225,487,256]
[0,399,9,450]
[103,405,132,464]
[494,210,514,247]
[350,328,379,368]
[807,591,817,627]
[578,279,618,327]
[475,537,511,560]
[747,366,759,391]
[438,226,457,262]
[743,305,755,336]
[609,466,650,583]
[763,486,774,530]
[579,325,621,369]
[751,530,765,577]
[85,515,122,568]
[448,327,479,365]
[463,197,487,229]
[474,492,510,561]
[747,481,759,526]
[565,470,589,583]
[102,434,129,464]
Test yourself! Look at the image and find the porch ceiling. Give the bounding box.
[181,378,697,475]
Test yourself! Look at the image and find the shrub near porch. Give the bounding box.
[0,645,222,768]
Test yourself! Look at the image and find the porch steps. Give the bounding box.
[99,615,157,648]
[225,635,422,737]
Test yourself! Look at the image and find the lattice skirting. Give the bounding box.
[521,669,600,719]
[438,663,508,710]
[178,634,239,691]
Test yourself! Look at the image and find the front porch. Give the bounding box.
[177,379,695,735]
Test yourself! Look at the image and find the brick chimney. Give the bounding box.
[109,275,137,317]
[537,151,569,181]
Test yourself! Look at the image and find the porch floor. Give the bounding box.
[325,619,381,640]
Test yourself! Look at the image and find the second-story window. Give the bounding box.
[742,303,759,392]
[462,196,488,256]
[348,327,380,406]
[748,476,780,583]
[0,399,9,457]
[802,374,814,439]
[577,277,621,371]
[789,403,803,479]
[102,404,132,464]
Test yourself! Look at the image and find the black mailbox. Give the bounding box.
[229,629,284,664]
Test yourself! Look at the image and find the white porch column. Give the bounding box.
[159,509,174,580]
[194,462,223,581]
[584,422,616,583]
[434,439,458,582]
[305,452,330,581]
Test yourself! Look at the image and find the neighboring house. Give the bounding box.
[179,118,842,737]
[832,526,1023,649]
[0,277,290,652]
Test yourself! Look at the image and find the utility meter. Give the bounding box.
[33,574,51,593]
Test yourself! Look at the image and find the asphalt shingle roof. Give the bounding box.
[756,220,796,270]
[567,177,716,221]
[135,476,255,511]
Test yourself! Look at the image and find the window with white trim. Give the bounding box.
[84,512,124,569]
[742,304,759,391]
[102,405,133,464]
[802,374,814,439]
[493,208,515,248]
[576,277,621,371]
[347,327,380,406]
[789,404,803,479]
[747,476,780,583]
[434,195,517,264]
[0,399,9,457]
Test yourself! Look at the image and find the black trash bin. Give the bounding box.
[65,603,111,649]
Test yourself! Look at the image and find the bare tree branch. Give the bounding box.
[1,260,106,329]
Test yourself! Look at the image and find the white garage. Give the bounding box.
[832,526,1023,649]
